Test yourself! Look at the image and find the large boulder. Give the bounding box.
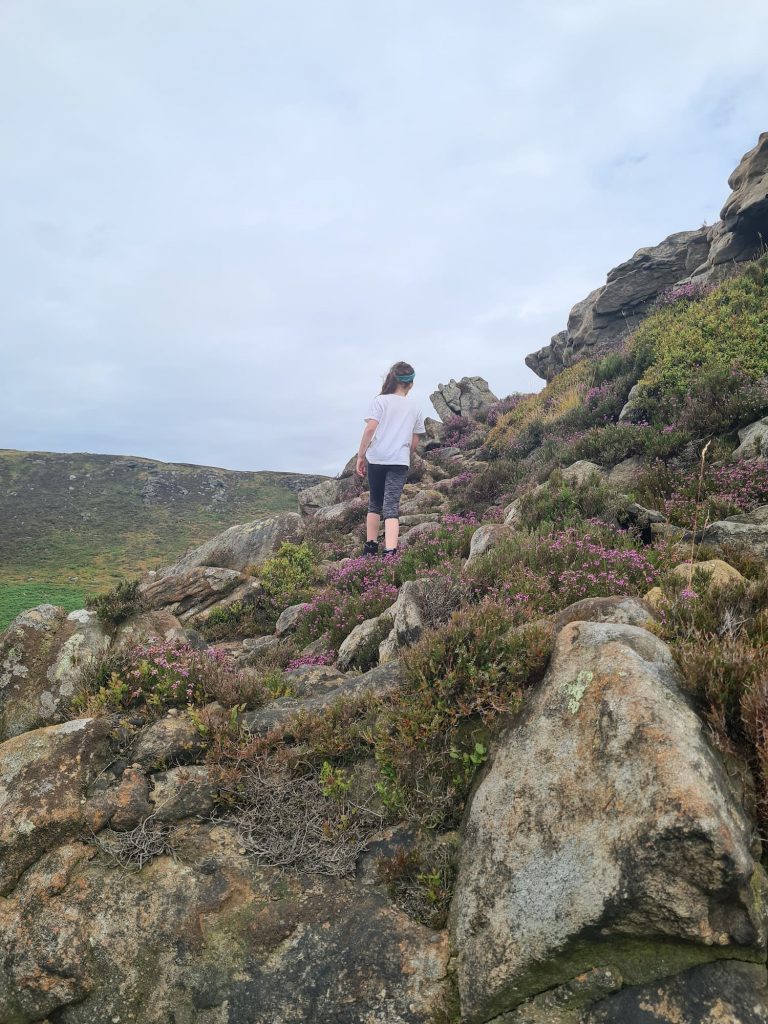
[0,606,109,740]
[700,504,768,560]
[0,823,450,1024]
[139,566,246,620]
[430,376,498,421]
[0,716,114,894]
[336,608,395,671]
[451,621,767,1021]
[159,512,304,576]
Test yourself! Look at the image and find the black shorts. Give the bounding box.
[366,463,409,519]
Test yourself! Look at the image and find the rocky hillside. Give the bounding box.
[2,138,768,1023]
[0,449,325,629]
[527,131,768,380]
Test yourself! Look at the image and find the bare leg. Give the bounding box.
[366,512,381,543]
[384,517,399,550]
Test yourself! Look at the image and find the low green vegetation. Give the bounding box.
[0,582,89,630]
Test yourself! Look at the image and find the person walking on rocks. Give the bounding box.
[356,360,426,558]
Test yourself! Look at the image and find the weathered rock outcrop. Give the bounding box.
[0,606,109,740]
[527,133,768,379]
[0,825,450,1024]
[431,376,498,421]
[692,131,768,276]
[732,415,768,461]
[451,621,767,1022]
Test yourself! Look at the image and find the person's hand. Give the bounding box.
[356,455,366,477]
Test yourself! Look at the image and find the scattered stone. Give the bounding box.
[378,581,429,664]
[700,504,768,560]
[559,460,606,486]
[274,602,309,637]
[107,766,153,832]
[139,566,245,619]
[336,609,395,671]
[114,608,181,646]
[550,595,657,632]
[732,415,768,461]
[398,489,447,516]
[451,621,767,1020]
[132,712,207,770]
[399,520,442,548]
[149,765,219,822]
[314,495,367,524]
[671,558,746,589]
[606,456,645,489]
[464,523,516,567]
[0,606,109,741]
[430,376,498,421]
[282,664,347,697]
[241,662,403,736]
[297,475,363,516]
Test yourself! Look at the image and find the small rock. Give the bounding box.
[132,712,207,770]
[671,558,746,589]
[732,416,768,461]
[274,602,309,637]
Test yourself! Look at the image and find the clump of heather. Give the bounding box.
[485,393,528,427]
[72,636,265,714]
[635,458,768,528]
[286,651,337,671]
[294,556,400,650]
[439,414,483,450]
[466,524,662,619]
[656,281,714,307]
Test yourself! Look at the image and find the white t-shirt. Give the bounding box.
[365,393,426,466]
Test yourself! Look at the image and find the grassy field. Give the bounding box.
[0,449,325,630]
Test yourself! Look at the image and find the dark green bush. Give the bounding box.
[87,578,145,630]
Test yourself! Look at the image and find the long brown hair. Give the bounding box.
[380,361,415,395]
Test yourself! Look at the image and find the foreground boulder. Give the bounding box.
[0,823,450,1024]
[139,566,246,620]
[0,606,109,740]
[159,512,304,576]
[451,621,767,1021]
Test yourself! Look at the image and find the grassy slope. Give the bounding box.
[0,450,325,629]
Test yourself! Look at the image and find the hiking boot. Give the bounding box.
[383,547,399,558]
[363,540,379,557]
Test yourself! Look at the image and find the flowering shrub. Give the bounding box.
[484,393,528,427]
[286,651,336,671]
[656,281,714,307]
[73,637,265,713]
[466,524,662,618]
[293,556,399,650]
[440,414,483,451]
[635,458,768,528]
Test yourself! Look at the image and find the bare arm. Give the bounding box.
[356,420,378,476]
[411,432,421,453]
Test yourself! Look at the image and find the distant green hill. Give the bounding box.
[0,450,325,629]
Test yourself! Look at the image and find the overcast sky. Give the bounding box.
[1,1,767,475]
